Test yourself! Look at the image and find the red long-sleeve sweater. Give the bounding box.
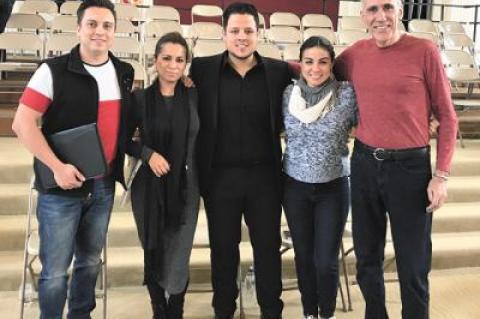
[335,34,458,172]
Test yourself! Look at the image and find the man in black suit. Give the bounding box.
[190,2,294,319]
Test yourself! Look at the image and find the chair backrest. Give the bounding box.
[111,37,142,62]
[193,39,225,58]
[409,31,439,44]
[114,3,141,21]
[189,22,223,40]
[267,26,302,44]
[144,20,182,39]
[257,43,282,60]
[115,19,137,36]
[282,44,300,61]
[5,13,46,33]
[443,33,474,51]
[46,33,78,56]
[50,14,78,33]
[336,30,370,45]
[191,4,223,23]
[338,16,366,31]
[60,1,82,15]
[441,49,480,82]
[270,12,301,28]
[301,14,333,30]
[438,21,466,35]
[18,0,58,15]
[0,32,44,59]
[303,28,337,44]
[144,5,180,23]
[408,19,437,34]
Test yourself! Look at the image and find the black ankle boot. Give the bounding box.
[166,284,187,319]
[152,302,167,319]
[147,281,168,319]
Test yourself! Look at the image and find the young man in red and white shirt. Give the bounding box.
[12,0,133,317]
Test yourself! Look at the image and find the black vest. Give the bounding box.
[34,45,134,196]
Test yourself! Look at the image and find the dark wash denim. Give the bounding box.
[37,177,115,319]
[283,174,349,318]
[351,140,432,319]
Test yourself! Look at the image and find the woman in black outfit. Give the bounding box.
[126,32,199,319]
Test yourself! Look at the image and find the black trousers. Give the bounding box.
[203,165,283,318]
[283,175,349,318]
[351,140,432,319]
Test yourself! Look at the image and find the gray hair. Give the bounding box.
[361,0,403,8]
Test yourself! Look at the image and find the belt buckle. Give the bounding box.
[373,148,386,161]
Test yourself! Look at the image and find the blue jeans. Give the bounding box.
[36,177,115,319]
[351,140,432,319]
[283,175,349,318]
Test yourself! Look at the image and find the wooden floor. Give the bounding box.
[3,268,480,319]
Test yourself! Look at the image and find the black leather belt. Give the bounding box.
[354,140,429,161]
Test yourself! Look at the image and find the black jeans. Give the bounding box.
[283,175,349,318]
[203,166,283,318]
[351,140,432,319]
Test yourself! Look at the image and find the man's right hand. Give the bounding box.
[53,163,85,190]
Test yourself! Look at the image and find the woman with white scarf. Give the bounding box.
[282,36,357,319]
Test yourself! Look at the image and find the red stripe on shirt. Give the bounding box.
[97,99,121,165]
[20,87,52,113]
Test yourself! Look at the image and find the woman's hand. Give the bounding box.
[148,152,170,177]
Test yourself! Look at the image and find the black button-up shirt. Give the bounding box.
[214,52,274,167]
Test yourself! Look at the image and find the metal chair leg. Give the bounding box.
[340,241,353,311]
[238,263,245,319]
[19,177,37,319]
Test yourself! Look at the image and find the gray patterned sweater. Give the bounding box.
[282,80,357,183]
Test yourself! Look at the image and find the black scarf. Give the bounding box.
[141,80,190,283]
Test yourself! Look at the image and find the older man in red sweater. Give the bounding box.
[335,0,457,318]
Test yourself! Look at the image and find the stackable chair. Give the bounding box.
[0,32,44,79]
[256,43,282,60]
[301,13,333,31]
[282,44,300,61]
[192,39,225,58]
[144,5,180,23]
[270,12,301,29]
[336,30,370,45]
[17,0,58,15]
[59,1,82,16]
[303,28,337,44]
[19,177,108,319]
[191,4,223,24]
[338,16,366,32]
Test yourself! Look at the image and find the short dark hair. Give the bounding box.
[300,36,336,61]
[77,0,116,25]
[222,2,259,30]
[154,32,190,62]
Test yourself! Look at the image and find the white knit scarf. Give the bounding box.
[288,84,335,124]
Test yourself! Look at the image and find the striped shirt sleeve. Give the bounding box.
[19,63,53,113]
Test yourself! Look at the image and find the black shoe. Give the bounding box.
[214,315,234,319]
[152,302,167,319]
[167,292,186,319]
